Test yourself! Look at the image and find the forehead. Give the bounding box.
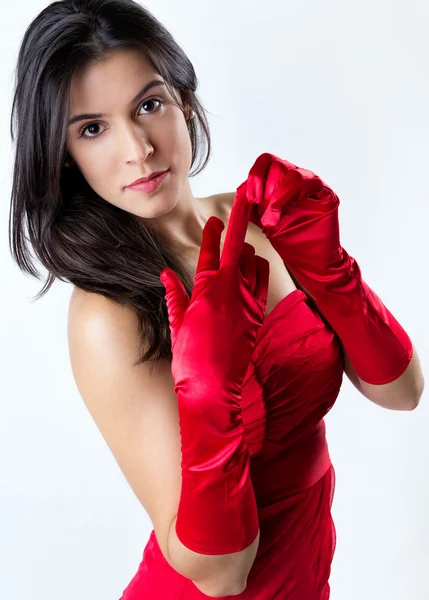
[69,49,163,105]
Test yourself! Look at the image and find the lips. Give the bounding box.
[127,170,168,187]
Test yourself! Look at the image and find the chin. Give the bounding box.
[132,194,179,221]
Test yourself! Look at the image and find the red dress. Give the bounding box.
[119,288,344,599]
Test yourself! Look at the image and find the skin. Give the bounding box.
[66,48,211,254]
[66,47,423,409]
[64,41,422,600]
[65,46,299,310]
[64,48,294,595]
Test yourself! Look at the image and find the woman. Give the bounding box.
[9,1,424,598]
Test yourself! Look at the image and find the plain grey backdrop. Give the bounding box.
[1,1,428,598]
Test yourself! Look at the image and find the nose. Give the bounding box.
[122,125,154,165]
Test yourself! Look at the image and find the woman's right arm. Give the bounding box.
[67,290,259,598]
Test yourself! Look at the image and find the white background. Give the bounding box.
[1,1,428,598]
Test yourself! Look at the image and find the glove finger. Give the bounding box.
[160,268,190,347]
[254,255,270,310]
[245,153,274,204]
[270,166,324,214]
[220,184,252,270]
[236,180,263,229]
[239,242,257,295]
[196,216,225,274]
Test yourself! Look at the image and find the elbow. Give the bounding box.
[360,368,425,411]
[403,349,425,410]
[408,383,424,410]
[168,517,257,597]
[407,370,425,410]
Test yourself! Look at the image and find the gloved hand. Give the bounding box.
[160,186,269,554]
[238,152,413,385]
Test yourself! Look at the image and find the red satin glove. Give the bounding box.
[238,152,413,385]
[160,188,269,554]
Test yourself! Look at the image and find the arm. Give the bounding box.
[160,209,266,562]
[291,273,424,411]
[342,342,424,411]
[68,290,258,597]
[239,154,416,388]
[168,515,259,597]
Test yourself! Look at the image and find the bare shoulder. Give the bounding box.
[68,286,143,373]
[68,286,139,342]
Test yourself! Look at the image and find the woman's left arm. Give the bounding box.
[238,154,421,391]
[342,342,424,411]
[293,274,425,411]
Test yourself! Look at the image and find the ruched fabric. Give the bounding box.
[120,289,344,599]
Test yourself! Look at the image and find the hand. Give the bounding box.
[160,184,270,393]
[237,152,342,271]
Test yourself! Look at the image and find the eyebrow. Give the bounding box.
[67,79,166,127]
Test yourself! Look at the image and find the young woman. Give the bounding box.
[9,1,424,598]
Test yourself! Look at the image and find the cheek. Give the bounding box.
[163,111,192,154]
[170,120,193,168]
[76,158,115,197]
[81,146,118,182]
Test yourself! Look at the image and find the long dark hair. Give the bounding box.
[8,0,212,366]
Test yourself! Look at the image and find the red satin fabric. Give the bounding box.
[161,212,269,555]
[119,288,344,599]
[242,152,413,385]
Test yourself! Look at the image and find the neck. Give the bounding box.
[139,178,211,254]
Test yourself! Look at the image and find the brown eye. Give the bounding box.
[78,97,165,140]
[139,98,164,114]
